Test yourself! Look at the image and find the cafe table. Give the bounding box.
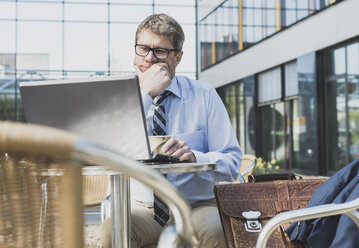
[83,162,217,248]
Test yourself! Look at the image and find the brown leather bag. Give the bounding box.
[214,178,326,248]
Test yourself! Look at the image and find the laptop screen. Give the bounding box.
[19,75,152,160]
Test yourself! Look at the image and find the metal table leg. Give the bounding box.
[111,174,131,248]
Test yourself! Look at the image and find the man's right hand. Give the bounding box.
[134,63,171,98]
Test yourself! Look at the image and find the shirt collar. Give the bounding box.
[166,76,181,99]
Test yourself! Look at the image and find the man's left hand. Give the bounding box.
[161,138,196,162]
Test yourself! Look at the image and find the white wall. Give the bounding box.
[198,0,359,88]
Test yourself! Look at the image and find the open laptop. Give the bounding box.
[19,75,179,163]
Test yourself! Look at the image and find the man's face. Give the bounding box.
[134,29,183,79]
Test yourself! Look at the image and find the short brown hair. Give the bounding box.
[135,13,185,51]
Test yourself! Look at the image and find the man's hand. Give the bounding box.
[135,63,171,98]
[161,138,196,162]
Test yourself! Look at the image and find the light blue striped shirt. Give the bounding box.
[140,76,242,204]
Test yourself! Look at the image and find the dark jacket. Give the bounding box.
[286,159,359,248]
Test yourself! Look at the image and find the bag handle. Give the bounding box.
[248,172,302,183]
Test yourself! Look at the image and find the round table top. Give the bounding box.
[82,162,217,175]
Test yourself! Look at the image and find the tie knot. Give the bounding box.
[153,91,171,106]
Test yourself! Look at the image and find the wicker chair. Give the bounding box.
[237,154,257,183]
[0,121,197,248]
[0,121,82,248]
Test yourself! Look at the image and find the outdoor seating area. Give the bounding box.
[0,121,197,248]
[1,120,359,247]
[1,0,359,247]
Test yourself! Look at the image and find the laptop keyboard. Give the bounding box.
[138,153,182,164]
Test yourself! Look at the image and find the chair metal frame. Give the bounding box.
[256,197,359,248]
[238,154,257,183]
[74,138,198,247]
[0,121,197,248]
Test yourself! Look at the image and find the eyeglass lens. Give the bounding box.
[136,45,171,59]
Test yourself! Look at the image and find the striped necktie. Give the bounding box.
[152,90,171,136]
[152,90,171,226]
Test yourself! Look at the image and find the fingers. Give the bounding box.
[179,151,196,162]
[161,138,196,162]
[135,63,171,97]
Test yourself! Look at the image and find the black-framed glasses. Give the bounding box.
[135,44,178,60]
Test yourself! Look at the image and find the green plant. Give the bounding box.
[253,157,280,174]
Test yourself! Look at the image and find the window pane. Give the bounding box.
[258,67,282,103]
[326,77,347,170]
[110,5,152,22]
[254,27,262,42]
[243,0,254,8]
[0,69,16,121]
[297,10,309,20]
[64,23,108,71]
[347,42,359,75]
[285,10,297,26]
[176,25,196,78]
[111,0,152,4]
[110,23,137,74]
[155,0,195,5]
[154,6,195,24]
[65,0,108,2]
[285,61,298,97]
[260,103,285,169]
[334,47,346,75]
[296,52,318,172]
[266,9,276,26]
[285,0,296,9]
[254,9,261,26]
[243,76,256,154]
[347,42,359,161]
[298,1,309,9]
[244,8,254,25]
[0,21,16,53]
[18,2,62,20]
[0,2,15,19]
[266,0,276,8]
[17,22,63,71]
[65,3,108,21]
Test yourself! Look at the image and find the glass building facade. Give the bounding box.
[0,0,196,122]
[1,0,356,176]
[199,0,341,70]
[213,0,359,175]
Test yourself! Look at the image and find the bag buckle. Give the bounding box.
[242,211,262,232]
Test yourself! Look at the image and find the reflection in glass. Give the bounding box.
[260,102,285,169]
[0,54,16,121]
[324,42,359,172]
[217,76,255,154]
[199,0,339,70]
[347,43,359,161]
[294,53,318,172]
